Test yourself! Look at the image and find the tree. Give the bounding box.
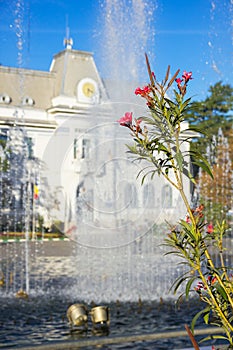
[187,81,233,156]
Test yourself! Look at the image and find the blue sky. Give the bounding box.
[0,0,232,100]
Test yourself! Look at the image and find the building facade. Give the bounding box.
[0,42,190,239]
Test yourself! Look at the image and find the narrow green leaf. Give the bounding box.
[157,143,170,153]
[188,150,213,177]
[215,283,228,301]
[184,126,207,136]
[185,276,197,299]
[181,97,192,108]
[199,335,228,343]
[192,158,213,179]
[173,277,187,294]
[203,312,209,324]
[183,168,196,184]
[191,307,210,332]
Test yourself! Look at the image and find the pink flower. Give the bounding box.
[206,223,214,234]
[175,78,184,94]
[195,281,204,291]
[175,78,183,86]
[182,71,193,83]
[135,85,151,97]
[207,275,217,285]
[175,71,193,96]
[117,112,133,128]
[195,281,207,292]
[185,215,191,224]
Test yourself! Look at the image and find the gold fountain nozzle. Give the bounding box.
[67,304,88,327]
[0,271,5,286]
[90,305,110,326]
[15,289,29,299]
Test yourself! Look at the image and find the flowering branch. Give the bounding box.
[117,54,233,347]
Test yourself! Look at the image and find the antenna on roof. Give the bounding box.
[64,15,73,50]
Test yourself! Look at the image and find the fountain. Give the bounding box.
[0,0,232,349]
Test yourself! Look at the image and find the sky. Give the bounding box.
[0,0,232,100]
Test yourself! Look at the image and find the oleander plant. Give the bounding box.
[117,54,233,348]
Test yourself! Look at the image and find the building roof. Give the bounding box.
[0,48,107,111]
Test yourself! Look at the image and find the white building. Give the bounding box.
[0,41,190,240]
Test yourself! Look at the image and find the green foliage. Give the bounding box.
[187,81,233,156]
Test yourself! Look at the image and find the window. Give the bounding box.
[81,139,90,159]
[125,183,138,208]
[0,94,11,104]
[143,183,155,208]
[162,185,172,208]
[25,137,34,159]
[74,138,77,159]
[22,96,34,106]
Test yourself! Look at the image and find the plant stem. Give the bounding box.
[185,324,200,350]
[204,248,233,309]
[198,269,233,333]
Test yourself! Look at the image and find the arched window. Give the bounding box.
[81,139,90,159]
[162,185,172,208]
[73,138,77,159]
[125,183,138,208]
[143,183,155,208]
